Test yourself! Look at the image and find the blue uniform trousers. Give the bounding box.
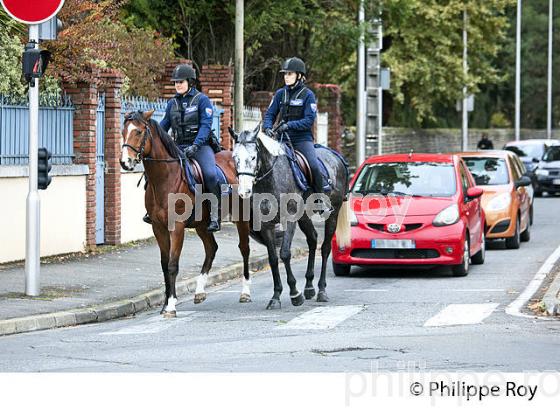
[179,144,218,193]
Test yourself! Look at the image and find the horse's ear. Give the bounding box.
[252,122,261,136]
[228,127,238,143]
[143,110,155,121]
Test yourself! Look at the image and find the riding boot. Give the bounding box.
[207,185,222,232]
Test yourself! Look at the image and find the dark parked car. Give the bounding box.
[534,145,560,196]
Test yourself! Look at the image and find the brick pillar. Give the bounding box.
[249,91,274,119]
[199,64,234,150]
[313,84,343,151]
[99,69,125,245]
[62,77,99,249]
[156,58,192,100]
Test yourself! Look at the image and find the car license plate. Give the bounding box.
[371,239,416,249]
[553,179,560,185]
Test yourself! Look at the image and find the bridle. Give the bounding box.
[236,132,285,184]
[122,116,183,164]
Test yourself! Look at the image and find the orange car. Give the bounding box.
[457,151,533,249]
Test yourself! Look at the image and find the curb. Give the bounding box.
[0,248,308,337]
[542,265,560,316]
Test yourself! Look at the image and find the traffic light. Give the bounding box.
[38,148,52,190]
[22,42,51,84]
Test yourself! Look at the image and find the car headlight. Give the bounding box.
[487,192,511,211]
[433,204,460,226]
[350,208,358,226]
[535,169,549,176]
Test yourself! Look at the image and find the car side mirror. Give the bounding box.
[515,175,532,188]
[466,187,483,200]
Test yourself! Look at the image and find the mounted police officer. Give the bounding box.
[263,57,331,212]
[143,63,221,232]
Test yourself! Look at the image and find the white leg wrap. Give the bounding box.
[195,274,208,294]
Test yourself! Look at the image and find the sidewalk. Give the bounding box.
[0,224,311,336]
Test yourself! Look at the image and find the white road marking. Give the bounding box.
[100,312,197,335]
[280,305,366,330]
[343,289,389,292]
[506,243,560,319]
[424,303,499,327]
[450,289,504,292]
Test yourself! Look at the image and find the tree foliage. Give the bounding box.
[44,0,174,97]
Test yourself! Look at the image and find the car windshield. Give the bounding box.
[505,144,544,159]
[543,146,560,162]
[352,162,457,197]
[463,157,510,185]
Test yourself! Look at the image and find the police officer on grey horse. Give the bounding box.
[263,57,332,212]
[143,63,221,232]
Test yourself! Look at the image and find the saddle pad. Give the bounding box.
[184,160,231,195]
[285,145,332,192]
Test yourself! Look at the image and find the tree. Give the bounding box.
[44,0,174,98]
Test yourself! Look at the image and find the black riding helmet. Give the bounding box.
[171,64,196,82]
[280,57,306,76]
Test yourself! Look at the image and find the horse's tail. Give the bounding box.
[335,199,351,248]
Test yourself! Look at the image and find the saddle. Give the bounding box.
[184,158,230,195]
[285,144,332,192]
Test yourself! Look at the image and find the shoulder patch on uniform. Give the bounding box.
[205,107,213,117]
[310,103,317,113]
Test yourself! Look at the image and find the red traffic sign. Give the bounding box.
[1,0,65,25]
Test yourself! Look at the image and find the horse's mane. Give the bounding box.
[149,119,184,159]
[124,111,184,159]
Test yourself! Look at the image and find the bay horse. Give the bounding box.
[120,110,252,318]
[230,124,351,309]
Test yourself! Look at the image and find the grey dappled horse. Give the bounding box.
[229,124,351,310]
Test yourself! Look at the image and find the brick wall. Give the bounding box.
[249,91,274,120]
[99,70,125,245]
[199,64,234,150]
[62,77,99,249]
[313,84,343,151]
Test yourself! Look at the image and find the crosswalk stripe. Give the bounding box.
[100,311,197,335]
[424,303,499,327]
[343,289,389,292]
[280,305,366,330]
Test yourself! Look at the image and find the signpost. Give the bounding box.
[1,0,65,296]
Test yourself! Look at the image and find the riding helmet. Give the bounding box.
[280,57,306,75]
[171,64,197,81]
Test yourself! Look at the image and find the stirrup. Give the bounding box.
[207,218,221,232]
[143,213,152,224]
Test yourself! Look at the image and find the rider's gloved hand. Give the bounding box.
[185,144,199,158]
[264,128,274,138]
[277,123,289,134]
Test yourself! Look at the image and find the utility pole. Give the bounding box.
[462,9,469,152]
[515,0,522,141]
[547,0,553,140]
[356,0,366,166]
[235,0,244,131]
[25,24,41,296]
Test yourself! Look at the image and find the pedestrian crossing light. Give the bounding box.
[38,148,52,190]
[22,43,51,84]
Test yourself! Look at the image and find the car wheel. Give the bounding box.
[529,203,534,226]
[534,191,543,198]
[452,237,470,277]
[332,261,351,276]
[505,217,521,249]
[471,232,485,265]
[520,219,531,242]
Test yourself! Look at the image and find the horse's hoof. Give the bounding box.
[291,293,305,306]
[194,293,207,304]
[239,293,252,303]
[162,310,176,318]
[317,291,329,303]
[266,299,281,310]
[160,305,167,315]
[304,287,316,300]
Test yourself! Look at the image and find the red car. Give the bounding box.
[332,153,486,277]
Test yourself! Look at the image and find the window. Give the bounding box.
[463,157,510,185]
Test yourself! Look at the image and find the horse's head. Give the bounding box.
[230,123,285,199]
[120,110,155,171]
